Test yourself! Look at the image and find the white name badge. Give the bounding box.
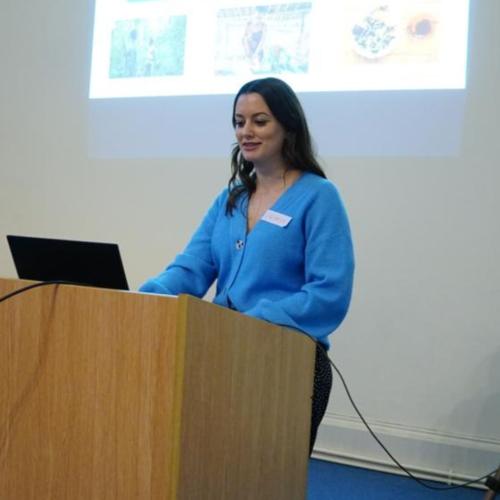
[261,209,292,228]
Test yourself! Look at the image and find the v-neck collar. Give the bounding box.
[242,172,311,235]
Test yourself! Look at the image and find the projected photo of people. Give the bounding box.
[345,0,442,65]
[215,3,312,76]
[109,16,187,78]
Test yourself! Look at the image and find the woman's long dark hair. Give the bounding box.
[226,77,326,215]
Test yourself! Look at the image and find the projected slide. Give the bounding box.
[89,0,470,99]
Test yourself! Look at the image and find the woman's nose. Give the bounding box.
[240,122,254,137]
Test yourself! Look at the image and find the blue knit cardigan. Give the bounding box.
[140,172,354,348]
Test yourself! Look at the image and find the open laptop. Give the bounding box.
[7,235,129,290]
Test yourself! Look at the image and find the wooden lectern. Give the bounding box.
[0,278,315,499]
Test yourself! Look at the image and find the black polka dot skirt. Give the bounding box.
[309,342,333,454]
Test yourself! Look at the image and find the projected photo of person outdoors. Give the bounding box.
[242,8,267,71]
[139,77,355,453]
[109,16,187,78]
[215,3,312,76]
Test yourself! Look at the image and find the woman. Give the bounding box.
[140,77,354,453]
[242,12,267,70]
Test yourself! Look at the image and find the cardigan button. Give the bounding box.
[235,239,244,250]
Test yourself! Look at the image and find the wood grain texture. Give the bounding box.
[0,279,181,499]
[0,279,314,499]
[177,295,315,500]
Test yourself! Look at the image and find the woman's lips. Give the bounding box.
[242,142,261,151]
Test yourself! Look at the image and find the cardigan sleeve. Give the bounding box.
[244,183,354,345]
[138,191,225,297]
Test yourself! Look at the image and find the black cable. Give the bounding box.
[0,280,89,304]
[313,340,498,491]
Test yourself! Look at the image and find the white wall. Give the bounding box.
[1,0,499,482]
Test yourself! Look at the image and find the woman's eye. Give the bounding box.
[255,120,268,126]
[235,121,244,128]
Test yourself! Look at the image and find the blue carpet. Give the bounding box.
[308,459,484,500]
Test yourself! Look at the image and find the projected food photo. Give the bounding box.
[351,5,398,59]
[347,0,441,64]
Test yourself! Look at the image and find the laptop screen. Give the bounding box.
[7,235,129,290]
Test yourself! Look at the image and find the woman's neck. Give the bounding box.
[254,167,301,194]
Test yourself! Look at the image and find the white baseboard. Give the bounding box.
[312,412,500,490]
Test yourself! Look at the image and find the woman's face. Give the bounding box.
[234,92,286,169]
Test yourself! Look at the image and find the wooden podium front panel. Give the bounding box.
[177,296,315,500]
[1,280,315,500]
[0,279,181,500]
